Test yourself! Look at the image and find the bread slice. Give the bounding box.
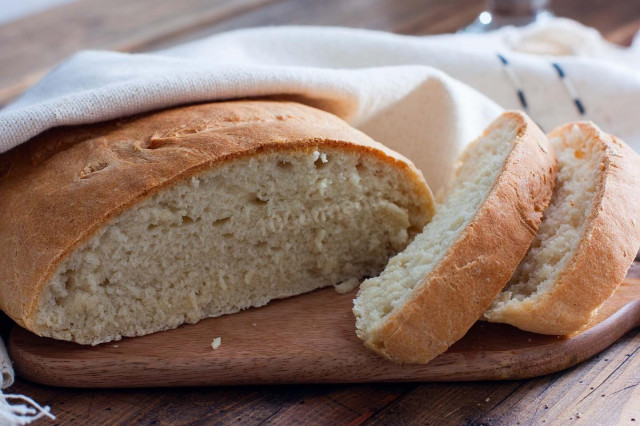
[353,111,556,364]
[0,100,434,345]
[484,122,640,335]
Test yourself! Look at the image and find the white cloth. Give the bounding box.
[2,18,639,192]
[0,339,54,424]
[0,340,13,389]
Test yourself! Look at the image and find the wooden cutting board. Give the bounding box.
[9,273,640,388]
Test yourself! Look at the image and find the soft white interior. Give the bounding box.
[487,125,601,313]
[34,148,430,345]
[353,119,519,341]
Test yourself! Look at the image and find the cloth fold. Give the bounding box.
[1,60,501,191]
[0,339,54,424]
[0,340,13,389]
[2,18,639,192]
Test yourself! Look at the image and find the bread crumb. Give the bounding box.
[113,344,119,348]
[312,150,328,164]
[576,412,582,418]
[252,323,256,327]
[333,278,360,294]
[485,397,490,402]
[211,337,221,350]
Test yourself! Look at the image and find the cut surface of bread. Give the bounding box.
[353,111,556,364]
[484,122,640,335]
[0,100,433,345]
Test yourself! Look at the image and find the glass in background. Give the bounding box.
[463,0,554,32]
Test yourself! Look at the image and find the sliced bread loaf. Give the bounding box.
[0,100,434,345]
[484,122,640,335]
[353,111,556,364]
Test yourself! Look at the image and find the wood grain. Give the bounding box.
[8,328,639,425]
[368,328,640,425]
[0,0,278,104]
[9,276,640,388]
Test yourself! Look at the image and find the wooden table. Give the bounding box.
[2,0,640,424]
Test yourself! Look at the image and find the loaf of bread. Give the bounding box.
[484,122,640,335]
[0,100,434,345]
[353,111,556,364]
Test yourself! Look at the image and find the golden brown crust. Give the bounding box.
[365,111,557,363]
[0,100,433,331]
[489,122,640,335]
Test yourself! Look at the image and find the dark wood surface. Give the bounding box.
[2,0,640,424]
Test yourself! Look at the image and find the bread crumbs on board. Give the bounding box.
[211,337,222,350]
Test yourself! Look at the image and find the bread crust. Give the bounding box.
[485,122,640,335]
[362,111,557,363]
[0,100,433,333]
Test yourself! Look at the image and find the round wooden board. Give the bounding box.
[9,273,640,388]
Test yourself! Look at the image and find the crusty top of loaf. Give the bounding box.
[0,100,432,327]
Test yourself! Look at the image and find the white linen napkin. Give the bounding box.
[2,18,639,192]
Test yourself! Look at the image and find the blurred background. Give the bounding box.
[0,0,638,109]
